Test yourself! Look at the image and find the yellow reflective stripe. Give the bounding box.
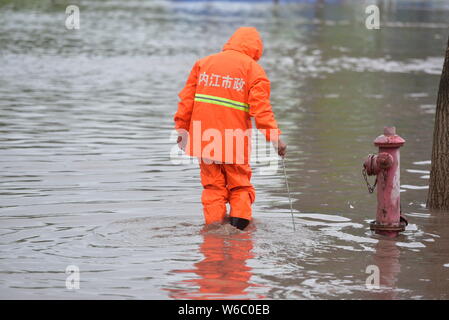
[195,94,249,108]
[194,93,249,111]
[195,98,249,112]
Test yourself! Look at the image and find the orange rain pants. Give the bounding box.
[200,160,255,224]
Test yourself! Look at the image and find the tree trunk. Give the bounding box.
[427,35,449,210]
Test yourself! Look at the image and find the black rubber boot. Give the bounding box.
[229,217,250,230]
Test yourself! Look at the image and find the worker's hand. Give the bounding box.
[177,132,188,151]
[272,138,287,158]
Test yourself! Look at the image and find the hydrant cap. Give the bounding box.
[374,126,405,148]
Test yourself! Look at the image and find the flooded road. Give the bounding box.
[1,0,449,299]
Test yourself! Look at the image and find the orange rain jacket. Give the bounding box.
[174,27,281,164]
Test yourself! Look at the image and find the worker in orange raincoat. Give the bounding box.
[174,27,286,230]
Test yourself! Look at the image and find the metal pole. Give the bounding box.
[281,157,296,231]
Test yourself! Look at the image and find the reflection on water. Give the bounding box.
[1,0,449,299]
[167,224,261,300]
[370,240,402,300]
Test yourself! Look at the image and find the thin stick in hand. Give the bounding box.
[281,157,296,231]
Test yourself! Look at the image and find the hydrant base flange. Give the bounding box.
[369,220,407,232]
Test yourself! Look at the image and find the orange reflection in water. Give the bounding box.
[167,226,265,300]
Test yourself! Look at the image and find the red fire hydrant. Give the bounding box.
[363,127,408,236]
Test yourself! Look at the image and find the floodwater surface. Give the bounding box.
[1,0,449,299]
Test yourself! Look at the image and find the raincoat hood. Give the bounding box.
[222,27,263,61]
